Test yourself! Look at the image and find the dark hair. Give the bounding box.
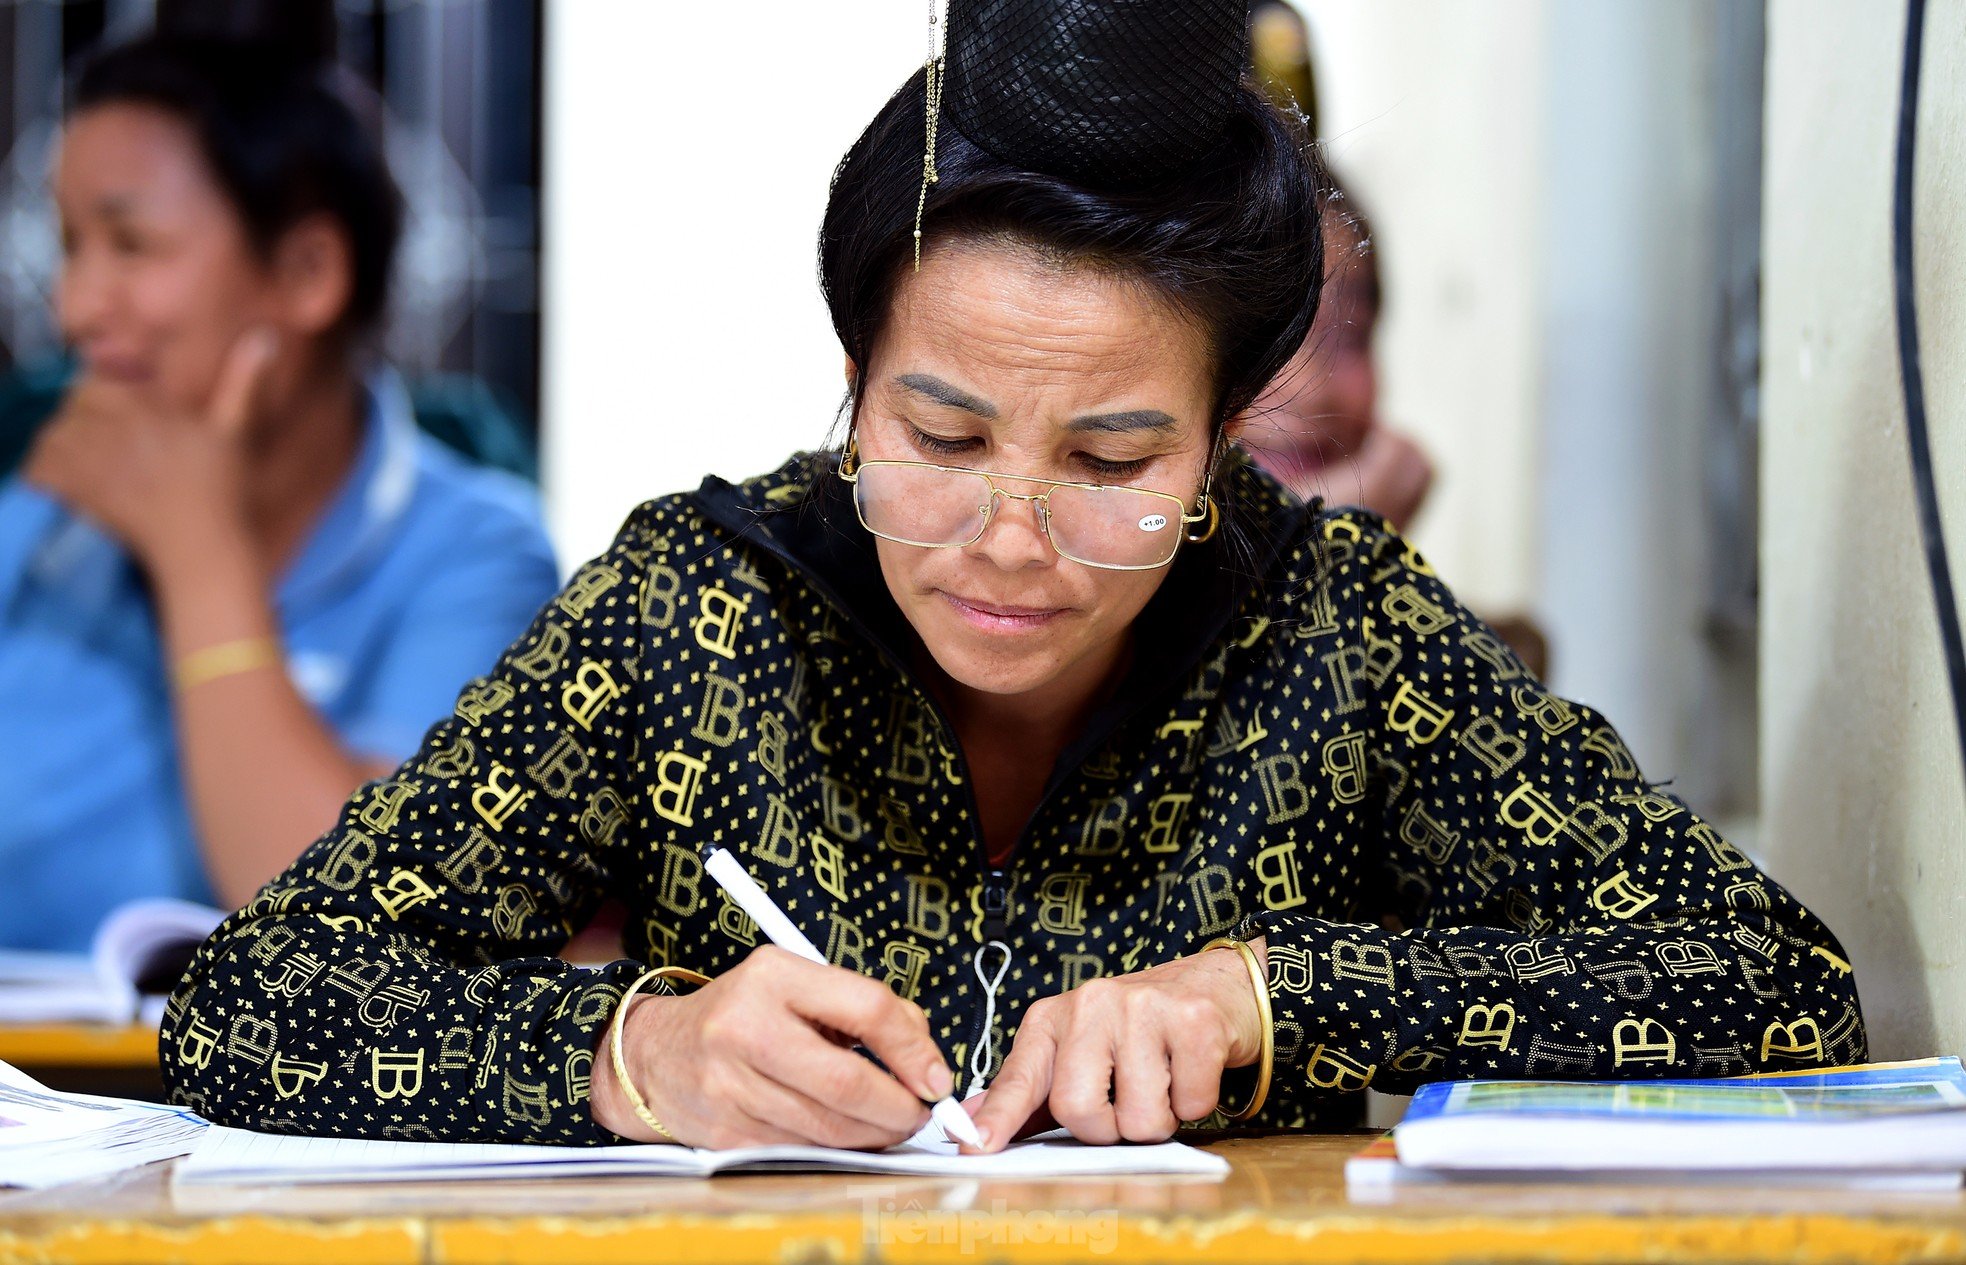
[70,29,401,336]
[820,67,1327,438]
[1321,173,1381,319]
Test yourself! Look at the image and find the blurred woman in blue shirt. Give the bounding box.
[0,27,559,950]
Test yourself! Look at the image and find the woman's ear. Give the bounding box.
[843,354,859,391]
[268,213,355,339]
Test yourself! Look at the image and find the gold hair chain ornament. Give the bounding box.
[913,0,947,270]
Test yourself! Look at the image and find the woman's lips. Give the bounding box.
[940,591,1066,633]
[85,355,155,383]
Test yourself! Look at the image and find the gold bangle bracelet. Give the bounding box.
[1202,936,1273,1121]
[173,636,283,693]
[607,965,711,1143]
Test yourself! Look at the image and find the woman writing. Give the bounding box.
[164,0,1861,1150]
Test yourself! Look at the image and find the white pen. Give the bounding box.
[701,846,985,1148]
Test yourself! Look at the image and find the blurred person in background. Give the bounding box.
[0,8,559,951]
[1238,0,1433,530]
[1233,177,1434,532]
[1238,0,1547,676]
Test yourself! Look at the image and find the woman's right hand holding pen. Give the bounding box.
[591,945,956,1149]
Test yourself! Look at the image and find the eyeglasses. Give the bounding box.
[838,442,1218,571]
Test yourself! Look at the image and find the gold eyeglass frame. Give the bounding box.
[837,434,1220,572]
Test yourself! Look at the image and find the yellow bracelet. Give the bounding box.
[173,636,284,693]
[1202,936,1274,1120]
[607,964,711,1143]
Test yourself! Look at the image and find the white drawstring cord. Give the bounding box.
[966,939,1012,1097]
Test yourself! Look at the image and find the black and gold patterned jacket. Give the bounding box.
[161,454,1865,1143]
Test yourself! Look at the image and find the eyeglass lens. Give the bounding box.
[852,462,1182,568]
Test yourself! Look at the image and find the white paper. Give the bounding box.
[0,1059,206,1189]
[176,1121,1228,1186]
[1345,1151,1966,1197]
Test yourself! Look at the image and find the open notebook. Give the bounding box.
[176,1115,1230,1185]
[0,898,223,1026]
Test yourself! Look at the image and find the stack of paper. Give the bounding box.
[0,1060,206,1189]
[1349,1058,1966,1193]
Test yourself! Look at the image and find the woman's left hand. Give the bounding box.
[961,936,1268,1151]
[22,331,271,576]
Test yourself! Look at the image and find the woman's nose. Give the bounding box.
[968,491,1054,569]
[57,248,114,344]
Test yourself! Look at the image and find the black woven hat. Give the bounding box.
[944,0,1252,190]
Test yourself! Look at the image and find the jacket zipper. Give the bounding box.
[981,866,1010,942]
[686,506,1020,1084]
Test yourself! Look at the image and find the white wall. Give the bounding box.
[1761,0,1966,1060]
[1535,2,1760,818]
[542,3,922,567]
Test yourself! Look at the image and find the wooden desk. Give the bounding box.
[3,1132,1965,1264]
[0,1023,164,1102]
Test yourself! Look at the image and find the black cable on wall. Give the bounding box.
[1892,0,1966,798]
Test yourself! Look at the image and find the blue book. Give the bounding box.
[1389,1058,1966,1174]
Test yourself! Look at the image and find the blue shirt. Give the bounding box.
[0,370,561,951]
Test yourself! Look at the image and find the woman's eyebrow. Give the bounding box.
[893,374,1174,434]
[1066,409,1178,433]
[894,373,998,418]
